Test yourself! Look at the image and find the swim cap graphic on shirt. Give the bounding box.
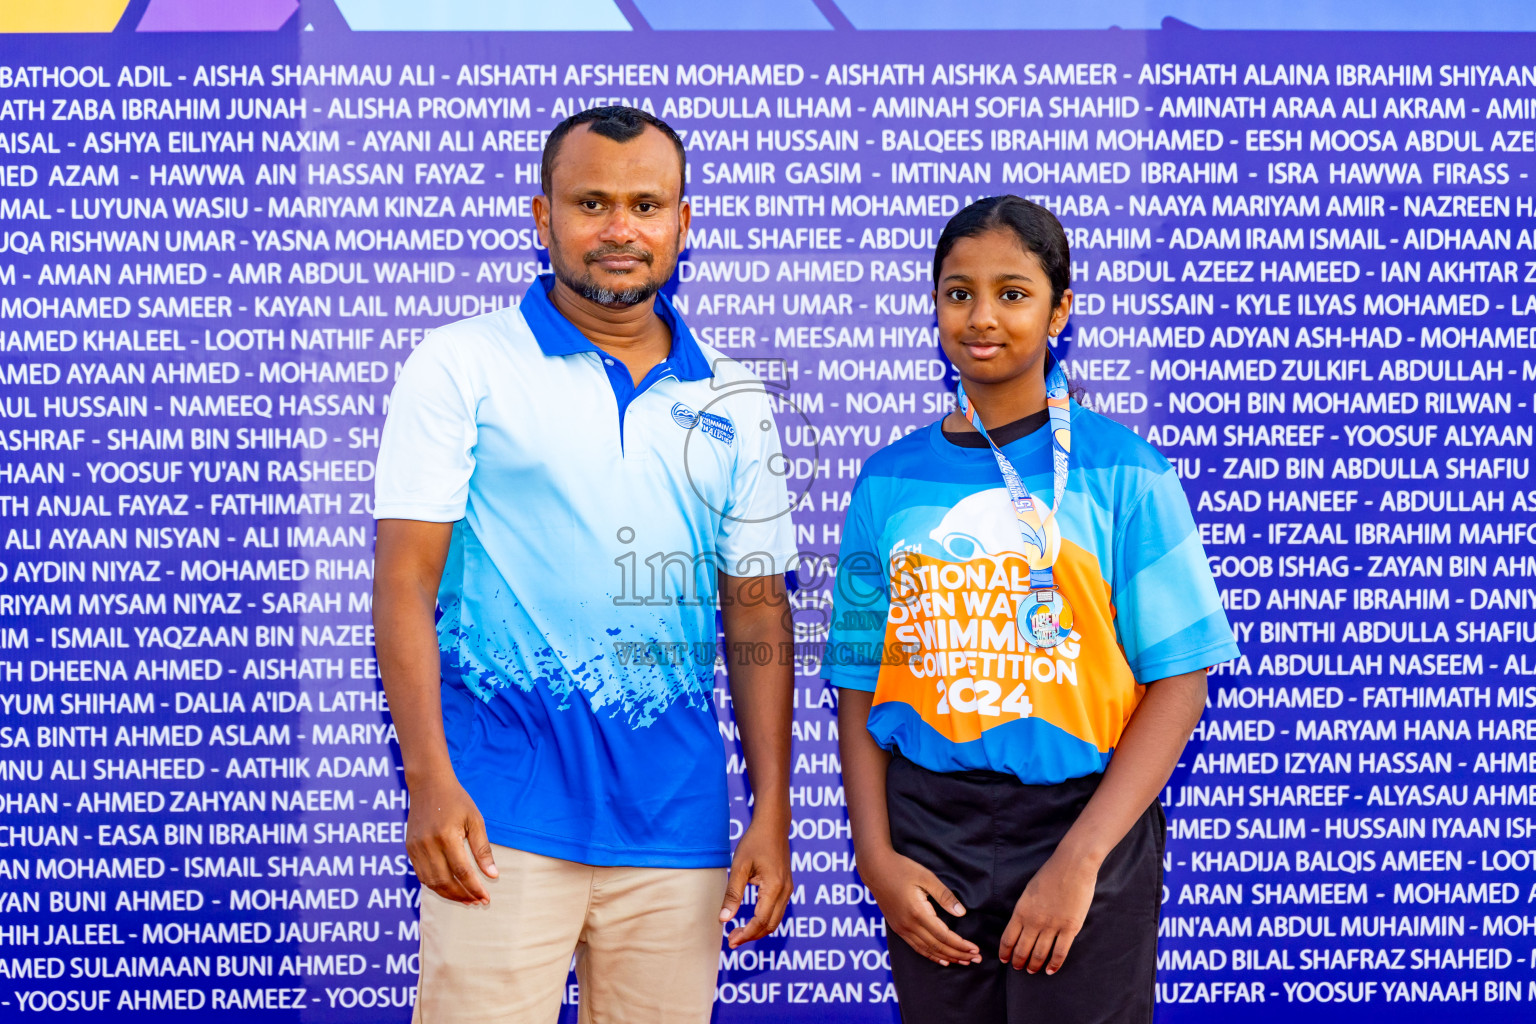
[929,487,1060,567]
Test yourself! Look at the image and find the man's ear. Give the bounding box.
[532,193,552,249]
[678,198,692,248]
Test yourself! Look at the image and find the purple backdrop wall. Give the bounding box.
[2,15,1536,1024]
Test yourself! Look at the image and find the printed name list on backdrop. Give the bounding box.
[2,13,1536,1024]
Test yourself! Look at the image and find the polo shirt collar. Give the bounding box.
[520,274,711,382]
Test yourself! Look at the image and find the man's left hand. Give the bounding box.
[719,819,793,948]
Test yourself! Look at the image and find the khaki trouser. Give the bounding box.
[413,844,726,1024]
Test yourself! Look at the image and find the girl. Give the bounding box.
[824,196,1239,1023]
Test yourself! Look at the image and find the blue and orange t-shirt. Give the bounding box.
[823,403,1240,785]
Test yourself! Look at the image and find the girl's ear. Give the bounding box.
[1050,290,1074,336]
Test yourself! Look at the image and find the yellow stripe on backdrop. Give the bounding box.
[0,0,129,32]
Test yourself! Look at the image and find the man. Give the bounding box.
[372,106,797,1024]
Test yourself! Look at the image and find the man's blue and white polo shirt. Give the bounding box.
[374,275,798,868]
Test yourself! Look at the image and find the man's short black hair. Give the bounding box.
[540,105,687,196]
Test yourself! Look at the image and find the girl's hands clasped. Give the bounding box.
[861,848,982,967]
[999,849,1098,974]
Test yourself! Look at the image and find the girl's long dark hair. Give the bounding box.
[932,195,1084,398]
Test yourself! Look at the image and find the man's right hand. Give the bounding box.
[860,847,981,967]
[376,520,494,906]
[405,774,499,905]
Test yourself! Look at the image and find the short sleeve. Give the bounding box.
[373,333,480,522]
[821,475,890,693]
[715,388,799,578]
[1111,469,1241,682]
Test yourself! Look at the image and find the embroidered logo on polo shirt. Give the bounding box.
[670,402,699,428]
[699,411,735,445]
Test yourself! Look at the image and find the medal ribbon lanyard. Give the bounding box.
[955,359,1072,599]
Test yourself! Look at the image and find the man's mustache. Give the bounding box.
[584,244,653,265]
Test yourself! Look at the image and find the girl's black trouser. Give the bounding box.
[885,753,1165,1024]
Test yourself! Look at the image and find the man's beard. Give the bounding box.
[551,241,667,309]
[576,277,655,308]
